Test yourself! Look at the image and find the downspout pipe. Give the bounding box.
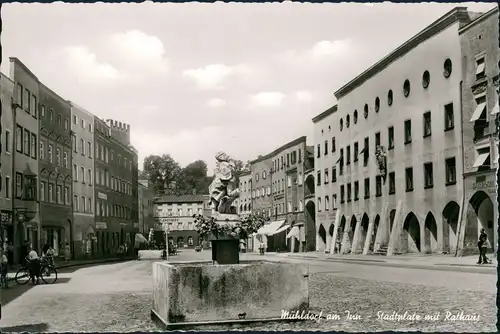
[455,80,466,257]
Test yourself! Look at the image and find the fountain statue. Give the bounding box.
[208,152,240,215]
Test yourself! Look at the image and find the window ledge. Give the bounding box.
[364,195,370,199]
[389,191,395,195]
[388,146,394,150]
[347,199,351,203]
[375,194,382,198]
[423,133,432,138]
[445,181,457,187]
[404,140,412,145]
[424,185,434,189]
[406,188,414,193]
[354,197,359,201]
[444,126,454,132]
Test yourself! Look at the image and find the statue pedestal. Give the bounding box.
[210,215,241,265]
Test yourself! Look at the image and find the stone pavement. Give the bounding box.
[0,253,495,332]
[4,256,136,281]
[265,251,497,269]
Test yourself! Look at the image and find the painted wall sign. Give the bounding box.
[95,222,107,229]
[472,181,496,191]
[98,192,108,200]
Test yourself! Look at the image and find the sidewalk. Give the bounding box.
[5,256,135,281]
[265,251,497,269]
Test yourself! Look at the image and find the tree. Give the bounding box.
[229,158,250,189]
[143,154,182,195]
[180,160,208,195]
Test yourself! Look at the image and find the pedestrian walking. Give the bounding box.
[0,249,8,289]
[64,242,71,262]
[26,246,41,285]
[477,229,489,264]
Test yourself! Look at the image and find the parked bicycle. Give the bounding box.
[15,256,58,285]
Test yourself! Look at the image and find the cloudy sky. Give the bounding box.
[1,2,495,172]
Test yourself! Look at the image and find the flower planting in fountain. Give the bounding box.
[193,213,267,240]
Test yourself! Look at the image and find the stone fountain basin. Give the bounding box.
[151,260,309,327]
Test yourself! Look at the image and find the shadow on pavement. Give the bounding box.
[0,323,49,332]
[57,260,134,273]
[1,277,72,306]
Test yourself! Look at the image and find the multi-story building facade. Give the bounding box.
[314,7,481,256]
[458,7,499,255]
[38,82,73,258]
[0,73,15,263]
[250,137,314,252]
[138,178,155,236]
[236,171,252,216]
[9,58,41,263]
[70,102,96,259]
[312,105,340,253]
[153,195,210,248]
[94,118,138,256]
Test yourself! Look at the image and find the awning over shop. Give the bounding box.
[271,224,290,236]
[491,101,499,115]
[286,226,300,239]
[472,152,490,168]
[257,220,286,236]
[135,233,148,245]
[469,102,486,122]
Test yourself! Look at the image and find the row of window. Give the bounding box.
[95,141,133,171]
[254,148,303,182]
[317,158,458,211]
[73,165,93,186]
[40,139,70,168]
[16,83,71,130]
[73,195,93,213]
[162,208,204,216]
[165,221,195,230]
[72,135,93,158]
[337,59,454,132]
[39,181,71,205]
[241,180,252,192]
[95,198,133,219]
[14,125,37,160]
[317,103,457,160]
[94,167,133,195]
[251,173,303,199]
[72,114,93,133]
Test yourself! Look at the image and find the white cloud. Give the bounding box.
[309,40,352,59]
[63,46,120,81]
[249,92,286,107]
[284,39,352,64]
[109,30,169,73]
[295,90,313,102]
[182,63,249,90]
[207,98,227,108]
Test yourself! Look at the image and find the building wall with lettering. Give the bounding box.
[459,8,499,254]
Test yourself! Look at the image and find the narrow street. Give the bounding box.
[0,251,496,332]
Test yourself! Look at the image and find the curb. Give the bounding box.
[276,254,496,274]
[6,257,135,282]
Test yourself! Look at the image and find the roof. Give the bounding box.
[459,6,498,34]
[312,105,338,124]
[334,7,473,99]
[250,136,307,164]
[9,57,39,82]
[154,194,209,204]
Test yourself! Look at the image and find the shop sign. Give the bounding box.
[317,211,337,225]
[472,180,496,192]
[0,212,11,224]
[158,217,179,223]
[97,192,107,200]
[95,222,107,229]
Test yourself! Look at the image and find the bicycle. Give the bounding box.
[15,257,58,285]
